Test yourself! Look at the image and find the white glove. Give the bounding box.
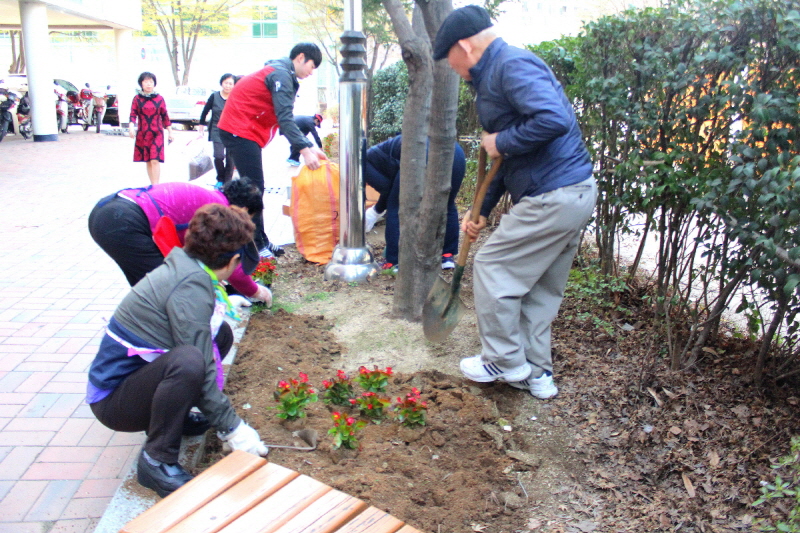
[252,284,273,308]
[218,422,269,456]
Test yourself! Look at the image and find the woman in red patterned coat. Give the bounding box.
[128,72,174,185]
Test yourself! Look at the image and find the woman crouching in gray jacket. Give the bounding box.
[86,204,268,498]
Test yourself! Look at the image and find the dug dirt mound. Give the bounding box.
[202,309,575,533]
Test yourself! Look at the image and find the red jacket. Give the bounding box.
[217,58,312,151]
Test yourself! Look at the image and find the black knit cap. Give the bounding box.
[432,5,492,61]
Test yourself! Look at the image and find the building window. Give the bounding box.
[252,4,277,38]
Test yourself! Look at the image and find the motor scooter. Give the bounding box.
[0,86,18,142]
[55,83,68,133]
[89,87,106,133]
[16,93,31,139]
[66,89,90,131]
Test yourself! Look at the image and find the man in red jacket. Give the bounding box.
[218,42,327,256]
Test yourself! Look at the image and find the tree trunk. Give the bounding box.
[382,0,456,320]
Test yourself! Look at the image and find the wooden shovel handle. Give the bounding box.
[455,148,503,268]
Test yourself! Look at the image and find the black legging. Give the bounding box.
[90,322,233,464]
[88,195,164,286]
[218,129,269,250]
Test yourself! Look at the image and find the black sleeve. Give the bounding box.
[311,127,323,149]
[265,70,313,153]
[199,93,214,126]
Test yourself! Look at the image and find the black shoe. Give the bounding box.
[183,411,211,436]
[137,451,194,498]
[266,242,285,257]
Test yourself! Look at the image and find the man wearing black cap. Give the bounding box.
[433,5,597,399]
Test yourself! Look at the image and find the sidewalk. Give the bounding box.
[0,126,297,532]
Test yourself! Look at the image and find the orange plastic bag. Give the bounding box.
[290,162,340,263]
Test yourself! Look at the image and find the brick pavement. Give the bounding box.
[0,126,297,533]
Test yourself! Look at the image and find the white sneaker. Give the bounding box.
[365,206,385,232]
[459,355,532,383]
[508,371,558,399]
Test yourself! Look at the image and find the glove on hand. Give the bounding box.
[253,284,273,308]
[218,422,269,456]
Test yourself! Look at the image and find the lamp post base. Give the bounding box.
[324,245,380,283]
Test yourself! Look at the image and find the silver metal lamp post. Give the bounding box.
[323,0,380,283]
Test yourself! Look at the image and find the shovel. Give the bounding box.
[422,148,502,343]
[264,428,319,451]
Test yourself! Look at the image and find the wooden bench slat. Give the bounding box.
[120,451,266,533]
[271,489,368,533]
[335,506,404,533]
[216,476,332,533]
[164,462,301,533]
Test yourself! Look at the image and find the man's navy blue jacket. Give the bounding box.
[470,38,593,217]
[294,115,323,148]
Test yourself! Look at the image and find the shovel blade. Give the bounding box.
[422,276,467,343]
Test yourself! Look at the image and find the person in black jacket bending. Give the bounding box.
[286,114,323,166]
[434,5,597,399]
[363,134,465,271]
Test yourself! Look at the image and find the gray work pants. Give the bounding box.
[474,177,597,376]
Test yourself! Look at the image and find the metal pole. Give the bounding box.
[324,0,379,283]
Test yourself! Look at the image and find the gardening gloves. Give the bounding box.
[252,284,273,308]
[218,421,269,457]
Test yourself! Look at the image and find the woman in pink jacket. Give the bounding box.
[88,178,272,304]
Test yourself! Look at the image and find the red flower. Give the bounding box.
[299,372,309,383]
[278,380,289,389]
[322,380,331,388]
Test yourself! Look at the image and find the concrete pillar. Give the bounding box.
[114,28,134,128]
[19,0,56,141]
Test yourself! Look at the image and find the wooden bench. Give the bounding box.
[120,451,421,533]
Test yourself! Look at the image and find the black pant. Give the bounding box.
[219,129,269,249]
[90,322,233,464]
[88,195,164,286]
[212,141,235,184]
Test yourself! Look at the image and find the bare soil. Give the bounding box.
[199,228,800,533]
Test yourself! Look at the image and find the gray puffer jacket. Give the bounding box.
[111,247,241,432]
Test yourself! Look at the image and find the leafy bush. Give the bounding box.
[753,436,800,531]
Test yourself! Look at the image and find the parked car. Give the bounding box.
[103,91,119,126]
[163,86,213,129]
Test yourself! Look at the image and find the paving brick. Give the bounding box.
[40,382,85,394]
[0,522,50,533]
[107,430,145,446]
[50,372,86,383]
[59,496,111,519]
[5,418,66,432]
[44,394,85,419]
[55,338,91,353]
[49,418,93,447]
[0,447,43,480]
[25,479,81,521]
[61,354,94,373]
[32,337,69,353]
[0,480,48,521]
[0,353,26,372]
[0,405,23,418]
[0,392,35,405]
[15,362,66,372]
[17,393,60,417]
[9,311,42,323]
[15,372,56,393]
[74,478,121,499]
[0,337,47,346]
[87,445,138,480]
[0,431,55,446]
[38,446,103,464]
[22,461,93,481]
[70,404,95,419]
[50,518,97,533]
[0,371,32,392]
[0,480,13,500]
[77,420,114,447]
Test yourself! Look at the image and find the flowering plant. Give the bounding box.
[393,387,428,427]
[321,370,356,406]
[349,391,391,419]
[355,365,393,393]
[328,411,366,449]
[273,372,317,420]
[252,256,278,286]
